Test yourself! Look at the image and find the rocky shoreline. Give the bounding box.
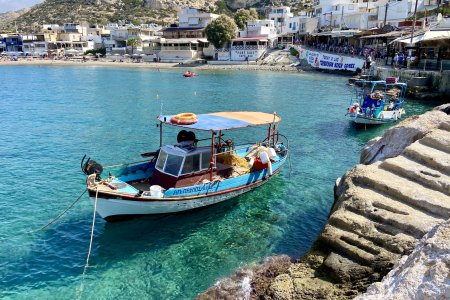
[0,58,301,73]
[199,104,450,299]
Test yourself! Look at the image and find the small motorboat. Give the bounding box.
[183,71,197,77]
[81,111,289,221]
[346,79,407,125]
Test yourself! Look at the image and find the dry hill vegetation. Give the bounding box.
[1,0,312,32]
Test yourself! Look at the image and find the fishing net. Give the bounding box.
[216,152,250,175]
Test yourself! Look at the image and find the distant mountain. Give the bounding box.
[1,0,308,32]
[0,8,31,32]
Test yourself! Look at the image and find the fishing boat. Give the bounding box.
[81,111,289,221]
[346,78,407,125]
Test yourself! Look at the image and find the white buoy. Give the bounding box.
[268,148,277,159]
[259,151,270,164]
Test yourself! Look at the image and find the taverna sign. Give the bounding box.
[297,46,364,72]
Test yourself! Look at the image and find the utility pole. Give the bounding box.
[330,11,333,28]
[383,3,389,27]
[340,5,344,30]
[408,0,419,68]
[366,0,370,29]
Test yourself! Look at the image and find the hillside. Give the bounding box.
[0,8,31,32]
[1,0,308,32]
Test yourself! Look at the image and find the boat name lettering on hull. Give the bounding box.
[173,185,210,195]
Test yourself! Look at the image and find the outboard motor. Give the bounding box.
[81,155,103,180]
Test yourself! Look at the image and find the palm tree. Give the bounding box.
[127,38,141,55]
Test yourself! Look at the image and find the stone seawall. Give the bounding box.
[198,105,450,299]
[375,67,450,97]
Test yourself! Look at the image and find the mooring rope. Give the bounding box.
[288,152,292,178]
[28,189,87,234]
[76,187,99,300]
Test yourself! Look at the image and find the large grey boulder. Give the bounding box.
[355,220,450,300]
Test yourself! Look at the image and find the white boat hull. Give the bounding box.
[90,180,264,220]
[348,109,404,125]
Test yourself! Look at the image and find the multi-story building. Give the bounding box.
[314,0,378,30]
[268,6,294,34]
[3,35,23,53]
[157,8,218,61]
[178,7,219,28]
[228,19,278,61]
[21,33,46,55]
[377,0,438,28]
[0,36,6,53]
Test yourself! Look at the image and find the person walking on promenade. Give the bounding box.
[393,52,399,69]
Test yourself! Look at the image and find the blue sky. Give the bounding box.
[0,0,44,13]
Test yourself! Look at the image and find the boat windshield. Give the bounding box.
[156,150,184,176]
[156,147,213,177]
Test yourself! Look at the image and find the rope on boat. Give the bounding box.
[28,189,87,234]
[77,187,99,300]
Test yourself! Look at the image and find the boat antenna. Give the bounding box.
[155,93,163,117]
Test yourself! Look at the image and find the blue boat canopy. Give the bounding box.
[158,111,281,131]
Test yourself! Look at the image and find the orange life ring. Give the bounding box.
[171,113,198,125]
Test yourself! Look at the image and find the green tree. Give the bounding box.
[127,37,141,54]
[205,15,238,49]
[234,8,259,30]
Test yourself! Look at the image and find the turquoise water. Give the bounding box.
[0,65,439,299]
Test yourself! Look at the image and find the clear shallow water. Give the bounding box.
[0,65,439,299]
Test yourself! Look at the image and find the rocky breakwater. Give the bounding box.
[199,104,450,299]
[355,219,450,299]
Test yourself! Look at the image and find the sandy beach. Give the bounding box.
[0,57,300,72]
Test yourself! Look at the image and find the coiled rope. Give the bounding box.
[76,187,99,300]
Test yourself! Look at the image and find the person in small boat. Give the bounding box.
[388,101,394,111]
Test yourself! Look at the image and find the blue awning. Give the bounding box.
[158,111,280,131]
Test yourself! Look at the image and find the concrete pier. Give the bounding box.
[375,66,450,97]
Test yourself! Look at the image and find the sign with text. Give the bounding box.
[297,47,364,72]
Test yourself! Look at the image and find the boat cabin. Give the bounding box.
[155,144,212,178]
[149,142,237,190]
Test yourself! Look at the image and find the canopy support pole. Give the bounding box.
[210,131,215,181]
[159,121,163,147]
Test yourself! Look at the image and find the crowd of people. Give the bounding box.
[305,41,386,59]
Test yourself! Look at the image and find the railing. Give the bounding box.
[162,46,193,50]
[417,59,450,72]
[231,45,266,50]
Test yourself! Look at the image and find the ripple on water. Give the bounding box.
[0,66,437,299]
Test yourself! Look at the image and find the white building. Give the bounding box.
[104,24,162,53]
[21,34,46,56]
[64,40,95,56]
[298,15,319,36]
[239,20,277,39]
[314,0,378,30]
[63,23,82,33]
[228,19,277,61]
[178,7,219,28]
[378,0,439,27]
[268,6,294,34]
